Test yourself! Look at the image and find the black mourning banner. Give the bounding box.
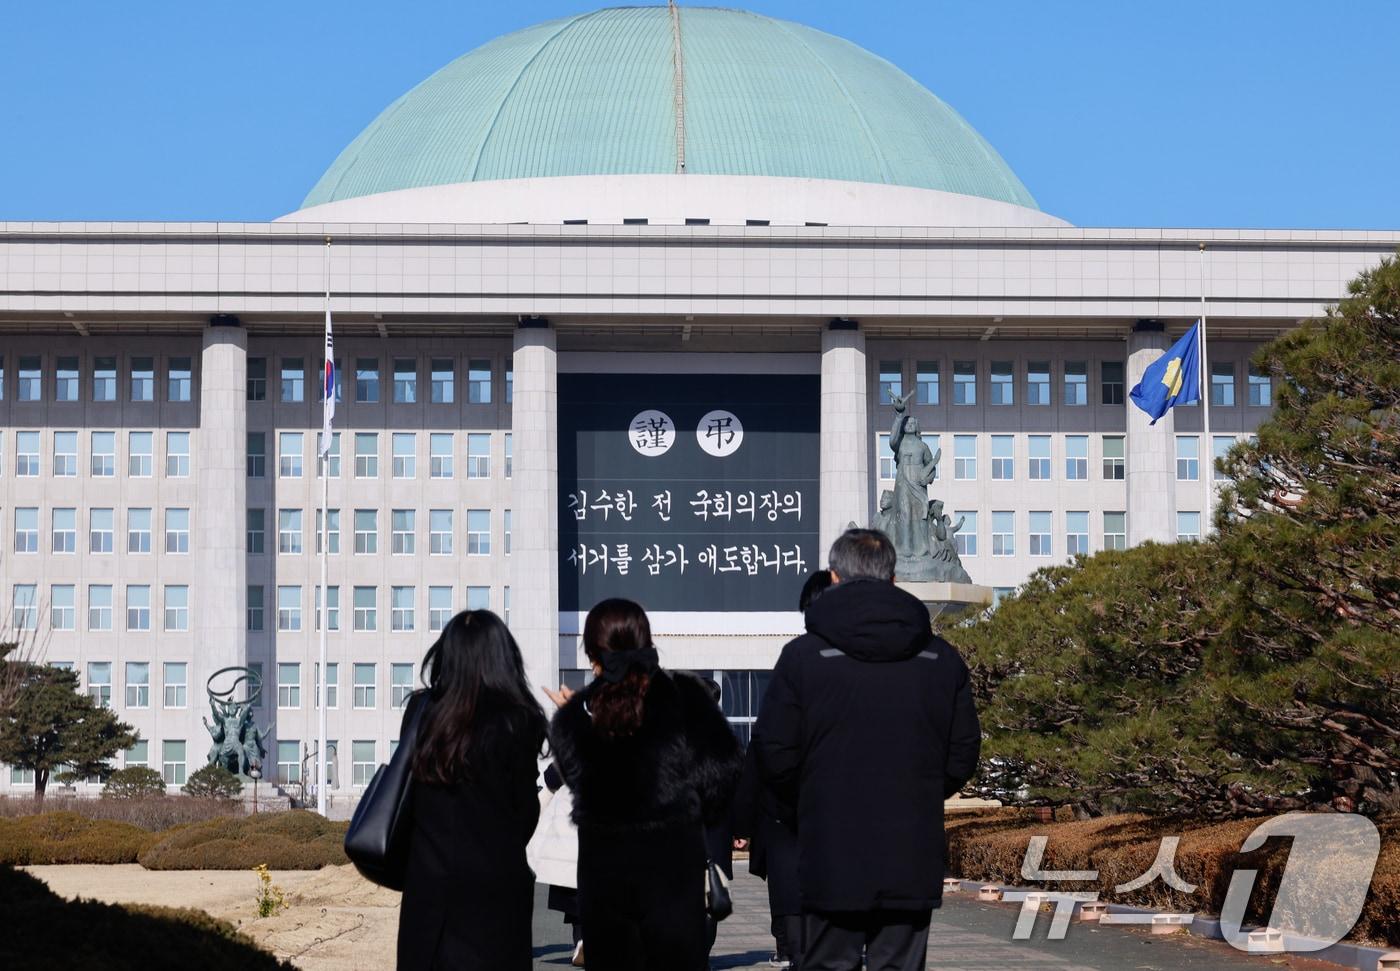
[558,372,821,612]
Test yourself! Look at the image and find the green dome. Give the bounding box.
[302,6,1037,210]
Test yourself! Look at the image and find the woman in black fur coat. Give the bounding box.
[548,598,743,971]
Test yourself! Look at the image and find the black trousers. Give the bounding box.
[773,913,804,962]
[801,910,931,971]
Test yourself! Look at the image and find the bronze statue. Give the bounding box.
[204,666,269,778]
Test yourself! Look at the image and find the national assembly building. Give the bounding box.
[2,5,1395,806]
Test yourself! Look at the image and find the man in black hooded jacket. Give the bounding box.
[754,528,981,971]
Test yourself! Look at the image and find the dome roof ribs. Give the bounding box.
[669,0,687,174]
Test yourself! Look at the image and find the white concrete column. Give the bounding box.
[508,325,559,700]
[1126,321,1177,545]
[819,322,870,559]
[196,321,248,693]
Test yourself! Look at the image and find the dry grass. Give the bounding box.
[0,794,241,830]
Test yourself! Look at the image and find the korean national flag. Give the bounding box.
[1129,322,1202,425]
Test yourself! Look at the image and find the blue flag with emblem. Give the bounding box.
[1129,322,1202,424]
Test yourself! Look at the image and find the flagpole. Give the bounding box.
[1199,242,1212,535]
[317,239,330,817]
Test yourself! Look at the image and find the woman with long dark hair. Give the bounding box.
[549,598,743,971]
[397,609,547,970]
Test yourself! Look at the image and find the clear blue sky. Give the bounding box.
[3,0,1397,227]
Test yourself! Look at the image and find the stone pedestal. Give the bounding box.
[897,580,994,624]
[819,322,870,558]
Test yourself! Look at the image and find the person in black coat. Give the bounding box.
[397,610,547,970]
[548,598,743,971]
[754,530,981,971]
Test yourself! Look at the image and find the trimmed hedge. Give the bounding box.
[0,811,163,865]
[1,865,294,971]
[138,810,348,870]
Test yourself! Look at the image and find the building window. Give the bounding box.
[468,359,492,403]
[1104,511,1127,550]
[355,358,380,403]
[168,357,192,402]
[164,662,188,709]
[391,586,415,632]
[88,585,113,631]
[162,741,186,786]
[391,432,415,478]
[506,360,513,404]
[17,356,42,400]
[991,435,1014,480]
[126,585,151,631]
[53,430,78,476]
[14,507,38,553]
[164,431,191,477]
[16,430,40,476]
[504,433,513,478]
[90,508,114,553]
[247,585,264,631]
[1248,365,1272,407]
[316,662,339,709]
[130,357,154,401]
[51,508,77,554]
[125,662,150,709]
[504,509,512,555]
[247,432,266,478]
[315,585,340,632]
[277,740,300,786]
[955,436,979,481]
[279,432,303,478]
[1062,360,1088,406]
[1065,435,1088,480]
[50,584,75,630]
[873,432,893,480]
[915,361,939,405]
[1027,361,1050,406]
[126,740,149,768]
[353,587,377,632]
[87,661,112,707]
[352,741,376,786]
[316,508,340,554]
[278,663,301,708]
[353,663,376,707]
[1028,435,1051,480]
[1066,511,1090,555]
[354,509,377,554]
[429,509,453,555]
[391,509,415,555]
[466,586,489,611]
[467,510,491,555]
[127,508,152,554]
[1029,511,1052,556]
[991,511,1015,556]
[504,587,510,626]
[1212,435,1234,481]
[281,358,304,402]
[954,511,977,556]
[248,663,264,707]
[164,508,190,554]
[1102,435,1126,480]
[164,585,189,631]
[247,357,267,401]
[431,358,455,403]
[354,432,378,477]
[91,430,116,476]
[279,508,303,555]
[430,433,453,478]
[467,433,491,478]
[1176,435,1200,481]
[392,358,417,403]
[877,360,902,404]
[429,586,453,631]
[93,357,117,401]
[1101,361,1125,405]
[129,431,153,477]
[391,663,414,708]
[317,431,341,478]
[1177,511,1202,542]
[246,508,265,554]
[277,585,302,632]
[12,585,37,630]
[1211,362,1235,407]
[990,361,1014,406]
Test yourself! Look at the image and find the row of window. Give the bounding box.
[12,583,189,632]
[249,507,508,557]
[250,584,508,634]
[0,354,193,404]
[2,430,190,478]
[8,506,190,555]
[934,508,1203,559]
[876,359,1272,408]
[249,430,511,480]
[248,356,510,406]
[876,433,1243,483]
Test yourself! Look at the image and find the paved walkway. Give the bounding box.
[532,870,1347,971]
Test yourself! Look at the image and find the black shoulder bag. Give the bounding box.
[344,695,428,891]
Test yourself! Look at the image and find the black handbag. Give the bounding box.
[344,695,427,891]
[705,841,733,921]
